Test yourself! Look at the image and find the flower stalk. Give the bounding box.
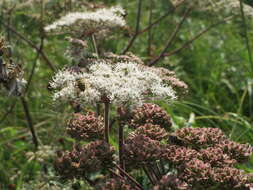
[104,102,110,143]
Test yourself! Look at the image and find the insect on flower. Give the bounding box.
[76,78,87,91]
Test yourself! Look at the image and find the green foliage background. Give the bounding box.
[0,0,253,189]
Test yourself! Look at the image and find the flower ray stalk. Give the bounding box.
[143,165,156,185]
[114,164,144,190]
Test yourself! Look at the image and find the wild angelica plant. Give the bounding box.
[44,3,253,190]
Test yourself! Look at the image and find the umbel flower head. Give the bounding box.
[54,140,115,179]
[50,61,177,106]
[26,145,55,163]
[171,0,253,18]
[44,6,126,38]
[67,112,104,141]
[129,103,172,130]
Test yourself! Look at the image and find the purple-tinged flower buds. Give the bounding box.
[67,112,104,141]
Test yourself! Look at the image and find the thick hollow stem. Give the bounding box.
[91,34,99,57]
[96,103,101,116]
[118,120,125,171]
[104,102,110,143]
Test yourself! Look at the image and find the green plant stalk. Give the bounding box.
[118,119,125,171]
[20,97,39,150]
[104,102,110,143]
[239,0,253,117]
[91,34,101,116]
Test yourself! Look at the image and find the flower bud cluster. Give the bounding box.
[128,124,169,141]
[151,175,190,190]
[54,140,115,179]
[217,140,253,163]
[162,145,200,166]
[159,127,253,189]
[174,127,227,148]
[212,167,253,189]
[95,177,138,190]
[129,103,172,130]
[67,112,104,141]
[123,134,162,168]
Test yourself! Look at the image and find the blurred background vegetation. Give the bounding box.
[0,0,253,189]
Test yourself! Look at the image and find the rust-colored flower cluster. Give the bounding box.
[174,127,227,148]
[123,134,162,167]
[67,112,104,141]
[128,124,168,141]
[95,177,138,190]
[212,167,253,189]
[217,140,253,163]
[151,175,190,190]
[159,127,253,189]
[129,103,172,130]
[53,102,253,190]
[54,140,115,179]
[162,145,200,166]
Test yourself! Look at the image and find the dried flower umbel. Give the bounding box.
[67,112,104,141]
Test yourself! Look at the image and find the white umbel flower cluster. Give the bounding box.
[224,0,253,17]
[44,6,126,35]
[26,145,55,163]
[171,0,253,17]
[50,62,177,106]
